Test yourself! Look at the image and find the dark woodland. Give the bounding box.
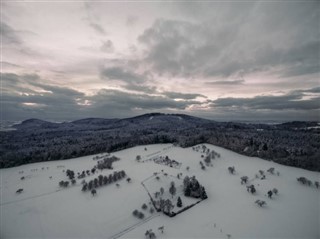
[1,113,319,171]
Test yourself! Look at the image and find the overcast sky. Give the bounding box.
[1,1,319,122]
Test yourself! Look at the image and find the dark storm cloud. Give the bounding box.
[0,21,38,56]
[20,74,84,98]
[0,22,22,45]
[138,18,250,77]
[304,87,320,93]
[1,73,39,94]
[211,89,320,111]
[1,73,87,120]
[255,41,320,78]
[100,66,157,93]
[2,73,85,105]
[2,72,203,120]
[138,2,320,79]
[90,89,201,110]
[2,72,20,84]
[163,91,206,100]
[2,90,81,107]
[140,18,319,78]
[123,84,157,94]
[138,19,204,77]
[101,67,144,84]
[1,61,22,68]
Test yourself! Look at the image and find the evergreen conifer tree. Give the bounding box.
[177,196,182,207]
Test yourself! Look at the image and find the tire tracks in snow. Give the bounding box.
[0,189,64,206]
[108,213,160,239]
[0,186,84,206]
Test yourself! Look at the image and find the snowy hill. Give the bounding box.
[1,143,319,238]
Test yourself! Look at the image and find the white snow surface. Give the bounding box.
[1,143,319,239]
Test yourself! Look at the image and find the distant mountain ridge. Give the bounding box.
[14,113,214,130]
[14,113,318,130]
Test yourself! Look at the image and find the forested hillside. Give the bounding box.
[1,113,319,170]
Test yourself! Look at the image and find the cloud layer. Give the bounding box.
[1,1,319,121]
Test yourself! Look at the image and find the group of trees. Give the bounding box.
[183,176,207,199]
[204,150,220,166]
[159,198,174,214]
[199,161,206,170]
[252,168,280,181]
[93,153,109,160]
[239,169,280,200]
[154,156,181,168]
[145,230,156,239]
[194,145,220,168]
[228,166,235,174]
[255,200,267,207]
[96,156,120,170]
[144,227,164,239]
[153,186,176,213]
[133,202,155,220]
[240,176,248,184]
[81,170,126,192]
[142,203,155,214]
[246,185,256,194]
[297,177,319,188]
[267,188,278,198]
[77,169,95,179]
[198,148,220,169]
[192,145,209,153]
[132,209,145,219]
[258,170,266,179]
[59,170,77,187]
[153,183,183,213]
[66,169,75,180]
[59,180,74,188]
[149,172,206,217]
[153,187,164,199]
[84,169,95,178]
[267,167,275,174]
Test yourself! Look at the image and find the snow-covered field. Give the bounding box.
[1,143,319,239]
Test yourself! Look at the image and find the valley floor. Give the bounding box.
[1,143,319,239]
